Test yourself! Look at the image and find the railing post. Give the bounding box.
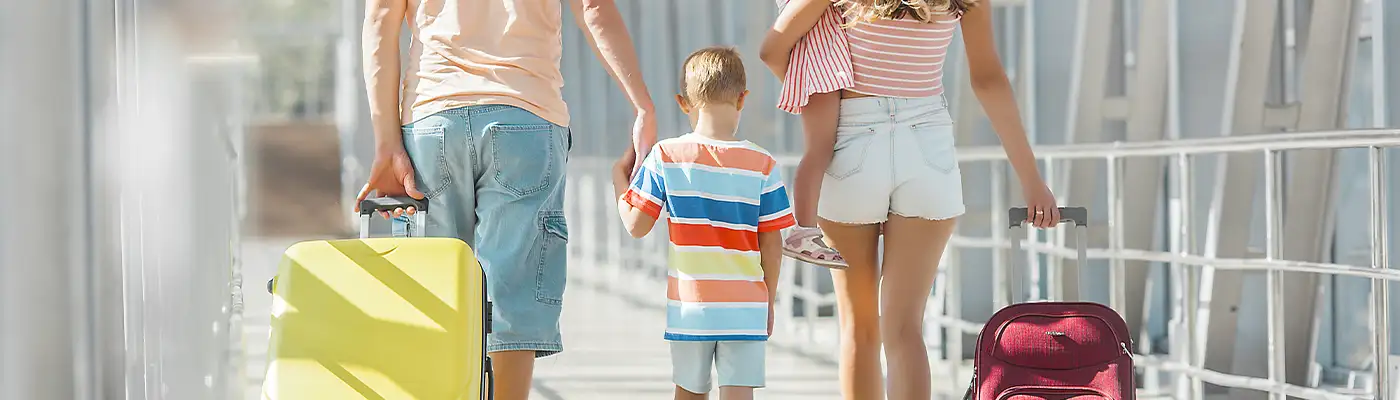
[1177,153,1205,399]
[1370,146,1391,399]
[946,242,964,380]
[992,162,1009,309]
[1045,158,1065,301]
[1108,155,1127,314]
[1264,149,1286,400]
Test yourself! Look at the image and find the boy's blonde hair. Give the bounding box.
[836,0,977,24]
[679,46,747,107]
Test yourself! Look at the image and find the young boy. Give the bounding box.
[611,47,796,400]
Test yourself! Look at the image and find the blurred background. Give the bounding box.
[3,0,1400,399]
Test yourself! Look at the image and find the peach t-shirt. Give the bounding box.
[401,0,569,126]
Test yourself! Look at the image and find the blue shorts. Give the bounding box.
[393,105,571,357]
[670,341,766,393]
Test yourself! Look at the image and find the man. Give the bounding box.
[354,0,656,398]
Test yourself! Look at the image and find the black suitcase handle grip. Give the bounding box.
[359,196,429,215]
[1009,207,1088,228]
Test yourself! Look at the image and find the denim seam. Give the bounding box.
[535,211,568,306]
[487,341,562,357]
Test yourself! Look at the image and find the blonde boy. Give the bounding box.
[611,47,795,400]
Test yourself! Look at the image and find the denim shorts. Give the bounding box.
[393,105,571,357]
[817,95,965,224]
[670,341,766,393]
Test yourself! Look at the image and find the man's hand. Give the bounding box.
[355,147,426,219]
[631,109,656,178]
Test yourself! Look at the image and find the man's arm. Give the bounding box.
[568,0,657,166]
[354,0,424,216]
[363,0,408,154]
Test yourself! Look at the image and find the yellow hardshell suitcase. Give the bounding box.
[263,197,493,400]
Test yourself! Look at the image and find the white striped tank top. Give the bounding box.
[845,13,960,98]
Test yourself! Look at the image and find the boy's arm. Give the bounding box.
[612,149,661,238]
[759,231,783,303]
[759,230,783,335]
[757,164,798,335]
[759,0,831,79]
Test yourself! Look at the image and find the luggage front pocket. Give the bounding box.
[996,386,1110,400]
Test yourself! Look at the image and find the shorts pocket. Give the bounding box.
[401,125,452,199]
[535,211,568,305]
[488,123,561,197]
[825,129,874,179]
[910,123,958,173]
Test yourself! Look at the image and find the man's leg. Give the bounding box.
[469,105,572,400]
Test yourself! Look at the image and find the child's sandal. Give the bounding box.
[782,228,849,269]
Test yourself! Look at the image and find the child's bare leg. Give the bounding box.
[674,386,708,400]
[784,91,847,267]
[793,91,840,228]
[718,386,755,400]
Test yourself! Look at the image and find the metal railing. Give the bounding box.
[564,129,1400,400]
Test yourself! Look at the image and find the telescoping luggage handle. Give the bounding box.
[1007,207,1089,305]
[359,196,430,239]
[265,197,431,294]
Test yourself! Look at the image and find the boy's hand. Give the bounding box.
[767,301,776,336]
[614,146,638,179]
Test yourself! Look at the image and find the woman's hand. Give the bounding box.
[1022,180,1060,228]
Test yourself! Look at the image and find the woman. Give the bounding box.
[760,1,1060,398]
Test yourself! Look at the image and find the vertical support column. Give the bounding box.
[1059,0,1118,302]
[1278,0,1359,390]
[336,0,371,232]
[0,1,86,399]
[1386,0,1400,126]
[1119,0,1173,344]
[1203,0,1278,395]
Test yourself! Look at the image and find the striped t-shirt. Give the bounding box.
[622,134,797,341]
[775,0,855,114]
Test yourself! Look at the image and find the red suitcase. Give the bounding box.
[965,207,1134,400]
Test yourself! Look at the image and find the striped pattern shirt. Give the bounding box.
[622,134,797,341]
[775,0,855,114]
[846,13,961,98]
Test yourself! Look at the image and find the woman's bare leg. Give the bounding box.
[879,214,956,400]
[817,220,884,400]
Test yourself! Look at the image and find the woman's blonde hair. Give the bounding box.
[835,0,976,24]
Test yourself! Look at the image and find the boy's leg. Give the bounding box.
[671,341,716,399]
[714,341,765,400]
[784,91,847,268]
[717,386,755,400]
[468,105,573,400]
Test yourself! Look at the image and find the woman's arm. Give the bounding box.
[759,0,831,79]
[960,0,1059,227]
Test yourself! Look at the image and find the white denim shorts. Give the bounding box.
[818,95,965,224]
